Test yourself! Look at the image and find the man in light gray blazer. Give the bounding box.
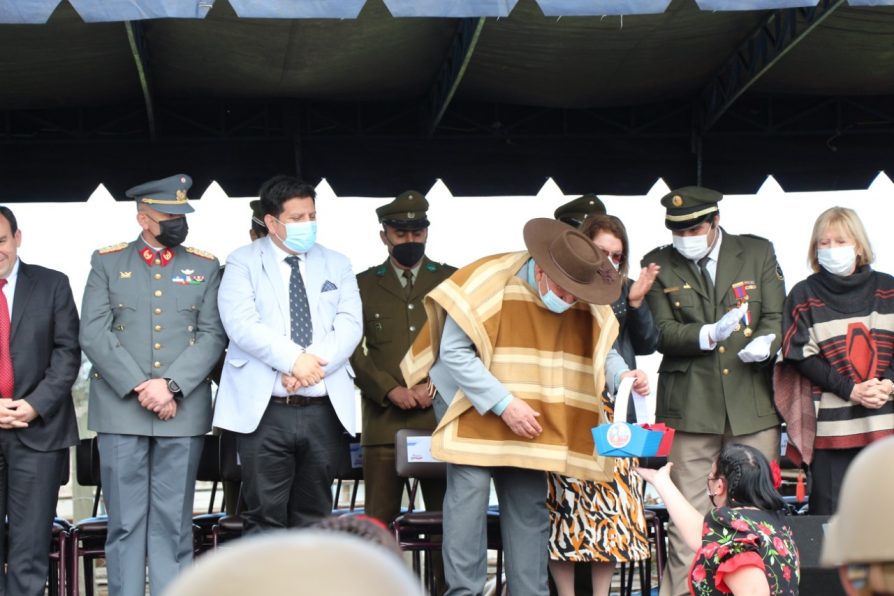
[214,175,362,532]
[80,174,226,596]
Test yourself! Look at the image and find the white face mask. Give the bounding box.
[817,245,857,276]
[672,232,711,261]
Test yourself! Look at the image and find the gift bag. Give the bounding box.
[592,376,675,458]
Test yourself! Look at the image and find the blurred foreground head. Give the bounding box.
[163,530,423,596]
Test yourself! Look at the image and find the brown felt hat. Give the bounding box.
[523,218,621,305]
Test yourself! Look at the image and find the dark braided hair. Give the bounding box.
[715,443,786,512]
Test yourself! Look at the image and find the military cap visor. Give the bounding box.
[127,173,194,214]
[661,186,722,231]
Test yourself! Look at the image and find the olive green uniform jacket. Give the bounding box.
[351,256,456,446]
[642,231,784,436]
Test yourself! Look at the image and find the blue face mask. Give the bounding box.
[538,275,575,314]
[277,219,317,253]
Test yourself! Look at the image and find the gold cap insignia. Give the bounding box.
[672,195,683,207]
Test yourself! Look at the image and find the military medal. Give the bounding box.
[731,281,753,333]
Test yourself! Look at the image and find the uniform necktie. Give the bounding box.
[0,279,14,399]
[402,269,413,298]
[285,256,313,347]
[698,255,714,296]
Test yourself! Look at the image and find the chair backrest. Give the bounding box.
[394,429,446,481]
[219,430,241,483]
[75,437,103,517]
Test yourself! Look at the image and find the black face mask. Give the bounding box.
[156,217,189,248]
[391,242,425,268]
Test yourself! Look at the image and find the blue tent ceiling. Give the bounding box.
[1,0,894,200]
[3,0,894,22]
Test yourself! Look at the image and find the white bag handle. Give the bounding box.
[613,375,655,425]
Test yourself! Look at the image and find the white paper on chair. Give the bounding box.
[406,435,437,463]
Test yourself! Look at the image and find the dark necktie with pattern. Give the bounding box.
[285,256,313,347]
[0,279,14,398]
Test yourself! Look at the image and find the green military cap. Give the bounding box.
[376,190,430,231]
[661,186,722,231]
[126,174,194,214]
[554,194,607,228]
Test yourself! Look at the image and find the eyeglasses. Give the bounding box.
[596,247,624,264]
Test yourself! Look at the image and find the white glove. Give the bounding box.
[707,302,749,344]
[738,333,776,363]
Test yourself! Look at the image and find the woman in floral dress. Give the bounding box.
[638,444,799,595]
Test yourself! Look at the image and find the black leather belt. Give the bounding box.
[270,394,329,407]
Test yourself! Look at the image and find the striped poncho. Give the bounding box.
[400,251,619,482]
[780,265,894,456]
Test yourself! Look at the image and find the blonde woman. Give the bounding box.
[780,206,894,514]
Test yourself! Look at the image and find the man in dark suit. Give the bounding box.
[351,190,456,525]
[642,187,784,596]
[0,206,80,596]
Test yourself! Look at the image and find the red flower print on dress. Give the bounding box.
[730,519,750,532]
[773,537,789,557]
[692,564,707,583]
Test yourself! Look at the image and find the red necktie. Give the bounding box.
[0,279,14,398]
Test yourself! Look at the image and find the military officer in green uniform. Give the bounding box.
[351,190,457,526]
[641,187,784,596]
[80,174,227,596]
[553,193,607,228]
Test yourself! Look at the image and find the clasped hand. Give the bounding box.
[134,378,177,421]
[0,398,37,429]
[386,382,434,410]
[850,378,892,409]
[284,352,329,392]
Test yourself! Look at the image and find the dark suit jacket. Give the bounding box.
[9,261,80,452]
[642,231,784,436]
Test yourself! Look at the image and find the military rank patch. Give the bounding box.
[426,263,438,272]
[775,263,784,281]
[98,242,128,255]
[185,246,216,261]
[376,265,387,277]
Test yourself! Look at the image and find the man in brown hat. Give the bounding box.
[403,218,645,596]
[350,190,456,526]
[641,186,785,596]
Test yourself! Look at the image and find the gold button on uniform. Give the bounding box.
[154,325,162,331]
[409,325,416,332]
[154,273,162,280]
[154,343,161,350]
[674,301,681,308]
[154,259,161,266]
[187,325,194,332]
[154,290,162,297]
[718,346,726,354]
[722,368,730,376]
[407,304,414,310]
[154,308,162,315]
[154,361,161,369]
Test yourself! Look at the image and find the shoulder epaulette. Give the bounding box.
[97,242,128,255]
[185,246,216,261]
[740,233,770,242]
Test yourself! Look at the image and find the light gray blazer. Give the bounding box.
[213,237,362,434]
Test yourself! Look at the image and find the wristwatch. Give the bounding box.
[165,378,182,397]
